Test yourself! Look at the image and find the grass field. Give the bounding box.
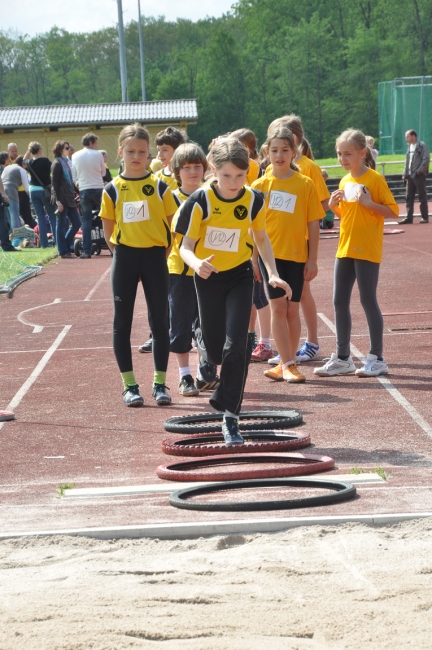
[315,153,405,178]
[0,247,58,286]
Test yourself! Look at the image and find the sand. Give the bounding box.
[1,518,432,650]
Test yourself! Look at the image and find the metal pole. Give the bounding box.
[138,0,146,102]
[117,0,128,102]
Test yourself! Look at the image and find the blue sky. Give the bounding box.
[3,0,236,36]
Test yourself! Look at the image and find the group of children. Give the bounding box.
[100,116,398,445]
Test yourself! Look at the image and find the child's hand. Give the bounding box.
[329,190,344,208]
[194,255,218,279]
[357,185,373,208]
[268,275,292,300]
[304,260,318,282]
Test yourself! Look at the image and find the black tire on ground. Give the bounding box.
[163,410,303,433]
[74,240,82,257]
[169,478,356,511]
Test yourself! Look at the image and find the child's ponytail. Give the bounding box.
[365,146,376,170]
[336,128,376,169]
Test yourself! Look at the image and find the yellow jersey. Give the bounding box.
[173,183,266,272]
[100,173,177,248]
[150,158,163,173]
[252,171,323,262]
[296,156,330,203]
[155,168,179,192]
[337,169,398,263]
[246,158,262,187]
[168,188,195,276]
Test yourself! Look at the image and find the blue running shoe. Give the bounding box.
[222,417,244,446]
[123,384,144,407]
[295,341,320,362]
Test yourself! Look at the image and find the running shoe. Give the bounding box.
[251,343,273,362]
[196,376,221,391]
[283,363,306,383]
[139,335,153,353]
[179,374,200,396]
[313,353,356,377]
[122,384,144,407]
[152,383,172,405]
[0,410,15,422]
[248,331,258,349]
[355,354,389,377]
[198,356,217,383]
[268,353,281,365]
[295,341,320,363]
[264,362,284,381]
[222,417,244,446]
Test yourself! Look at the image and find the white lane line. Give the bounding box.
[0,326,72,432]
[84,266,111,301]
[17,298,62,333]
[318,312,432,440]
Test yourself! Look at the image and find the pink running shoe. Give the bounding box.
[251,343,273,361]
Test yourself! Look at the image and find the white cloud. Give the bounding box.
[2,0,236,36]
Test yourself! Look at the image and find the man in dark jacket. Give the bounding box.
[400,130,430,224]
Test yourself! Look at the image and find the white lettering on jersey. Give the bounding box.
[269,190,297,213]
[123,200,149,222]
[204,226,240,252]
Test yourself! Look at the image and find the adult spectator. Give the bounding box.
[51,140,81,259]
[72,132,105,258]
[66,143,75,172]
[0,151,10,174]
[15,156,36,228]
[27,141,57,248]
[2,158,29,247]
[400,130,430,224]
[7,142,18,164]
[99,150,113,184]
[0,173,18,251]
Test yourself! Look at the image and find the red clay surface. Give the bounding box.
[1,213,432,534]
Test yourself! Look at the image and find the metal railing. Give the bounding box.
[322,160,405,177]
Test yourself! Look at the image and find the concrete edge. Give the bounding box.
[1,512,431,542]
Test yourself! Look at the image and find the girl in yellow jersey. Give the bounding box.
[252,127,323,384]
[174,139,290,446]
[100,123,178,407]
[314,129,398,378]
[266,114,330,365]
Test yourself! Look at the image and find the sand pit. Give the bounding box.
[1,518,432,649]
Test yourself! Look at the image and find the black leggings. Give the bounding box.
[111,244,170,373]
[195,261,254,415]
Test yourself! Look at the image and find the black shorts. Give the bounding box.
[258,257,305,303]
[253,276,269,310]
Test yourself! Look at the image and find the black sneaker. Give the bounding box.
[222,417,244,446]
[122,384,144,407]
[198,356,217,383]
[179,374,199,396]
[248,331,258,349]
[139,334,153,353]
[196,375,220,391]
[152,383,172,405]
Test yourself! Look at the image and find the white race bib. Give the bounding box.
[269,190,297,213]
[122,200,149,222]
[204,226,240,252]
[343,182,363,202]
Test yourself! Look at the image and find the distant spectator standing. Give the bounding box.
[66,143,75,172]
[400,130,430,224]
[366,136,379,161]
[0,169,18,251]
[7,143,34,228]
[72,133,105,258]
[51,140,81,259]
[2,158,29,247]
[26,141,57,248]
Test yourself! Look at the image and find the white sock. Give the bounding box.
[179,366,191,379]
[282,361,294,370]
[259,337,271,347]
[224,410,239,421]
[196,363,203,381]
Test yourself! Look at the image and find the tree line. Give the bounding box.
[1,0,430,157]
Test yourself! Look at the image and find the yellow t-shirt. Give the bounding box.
[252,172,323,262]
[150,158,163,173]
[100,173,177,248]
[296,156,330,203]
[168,188,195,276]
[337,169,398,263]
[246,158,261,187]
[173,183,266,272]
[155,168,179,192]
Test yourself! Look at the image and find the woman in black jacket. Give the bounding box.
[27,142,56,246]
[51,140,81,258]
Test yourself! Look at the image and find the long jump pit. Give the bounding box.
[0,220,431,649]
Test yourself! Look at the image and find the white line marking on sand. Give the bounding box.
[318,312,432,440]
[18,298,62,333]
[0,325,71,432]
[84,266,111,301]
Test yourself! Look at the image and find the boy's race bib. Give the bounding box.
[269,190,297,213]
[204,226,240,252]
[123,200,149,222]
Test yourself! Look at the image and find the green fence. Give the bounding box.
[378,77,432,154]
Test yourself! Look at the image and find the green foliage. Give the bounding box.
[0,0,431,155]
[57,483,75,497]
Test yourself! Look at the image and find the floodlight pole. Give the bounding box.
[138,0,146,102]
[117,0,129,102]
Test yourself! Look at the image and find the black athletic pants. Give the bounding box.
[194,260,254,415]
[406,174,429,222]
[111,244,170,373]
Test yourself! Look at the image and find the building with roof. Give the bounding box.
[0,99,197,166]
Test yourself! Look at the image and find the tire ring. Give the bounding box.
[162,430,311,457]
[156,452,334,482]
[169,478,356,511]
[163,410,303,433]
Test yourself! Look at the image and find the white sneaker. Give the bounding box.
[355,354,389,377]
[268,353,281,365]
[313,353,356,376]
[296,341,320,362]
